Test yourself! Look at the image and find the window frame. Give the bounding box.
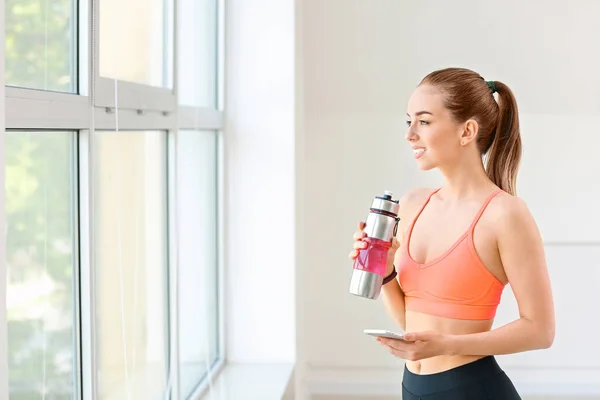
[0,2,7,397]
[2,0,226,396]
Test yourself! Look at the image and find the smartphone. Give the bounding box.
[363,329,407,340]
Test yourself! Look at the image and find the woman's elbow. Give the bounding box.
[541,326,555,349]
[538,320,555,349]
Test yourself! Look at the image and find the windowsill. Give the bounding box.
[197,362,294,400]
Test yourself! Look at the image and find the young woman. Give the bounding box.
[349,67,555,400]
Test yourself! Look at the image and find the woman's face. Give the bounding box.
[405,85,466,171]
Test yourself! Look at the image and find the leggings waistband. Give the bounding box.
[402,356,504,396]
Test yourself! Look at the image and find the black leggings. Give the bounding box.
[402,356,521,400]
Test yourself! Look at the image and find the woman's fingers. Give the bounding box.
[388,347,409,359]
[378,340,410,359]
[350,222,367,260]
[378,337,411,351]
[353,230,366,240]
[353,240,367,250]
[349,239,368,259]
[377,338,416,360]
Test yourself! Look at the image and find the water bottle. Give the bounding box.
[349,191,400,300]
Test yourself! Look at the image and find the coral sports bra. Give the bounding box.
[396,188,506,320]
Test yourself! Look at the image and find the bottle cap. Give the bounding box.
[371,190,400,216]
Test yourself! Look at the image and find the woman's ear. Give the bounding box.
[459,119,479,146]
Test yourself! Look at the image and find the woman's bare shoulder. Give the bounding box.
[484,192,542,244]
[486,191,532,222]
[398,187,437,219]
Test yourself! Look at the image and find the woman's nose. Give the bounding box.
[405,128,418,142]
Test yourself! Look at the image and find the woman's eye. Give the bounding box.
[405,120,412,127]
[419,120,429,125]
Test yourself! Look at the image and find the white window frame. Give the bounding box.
[5,87,90,129]
[0,2,8,399]
[2,0,226,397]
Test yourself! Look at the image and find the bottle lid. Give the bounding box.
[371,190,400,216]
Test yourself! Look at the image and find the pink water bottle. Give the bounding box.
[349,191,400,300]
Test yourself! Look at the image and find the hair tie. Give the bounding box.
[486,80,497,94]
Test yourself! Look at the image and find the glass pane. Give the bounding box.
[177,131,219,398]
[100,0,173,88]
[178,0,218,107]
[5,131,77,399]
[5,0,77,92]
[93,131,170,399]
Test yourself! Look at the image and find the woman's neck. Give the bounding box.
[437,156,495,200]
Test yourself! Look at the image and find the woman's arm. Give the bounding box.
[381,280,406,331]
[445,196,555,355]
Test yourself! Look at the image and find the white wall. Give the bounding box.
[295,0,600,397]
[224,0,296,363]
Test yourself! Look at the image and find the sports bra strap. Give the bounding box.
[468,189,503,232]
[407,188,441,232]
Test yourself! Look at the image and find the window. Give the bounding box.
[177,130,220,397]
[3,0,224,397]
[99,0,172,88]
[93,131,169,399]
[5,131,78,399]
[5,0,78,93]
[178,0,218,107]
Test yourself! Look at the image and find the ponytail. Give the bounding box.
[484,81,522,196]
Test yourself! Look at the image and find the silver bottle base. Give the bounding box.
[349,269,384,300]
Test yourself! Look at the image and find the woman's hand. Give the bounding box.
[376,331,453,361]
[349,221,400,276]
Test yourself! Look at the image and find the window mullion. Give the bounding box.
[78,130,97,400]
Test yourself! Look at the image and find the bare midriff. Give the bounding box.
[404,310,494,374]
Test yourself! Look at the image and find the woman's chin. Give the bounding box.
[415,159,436,171]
